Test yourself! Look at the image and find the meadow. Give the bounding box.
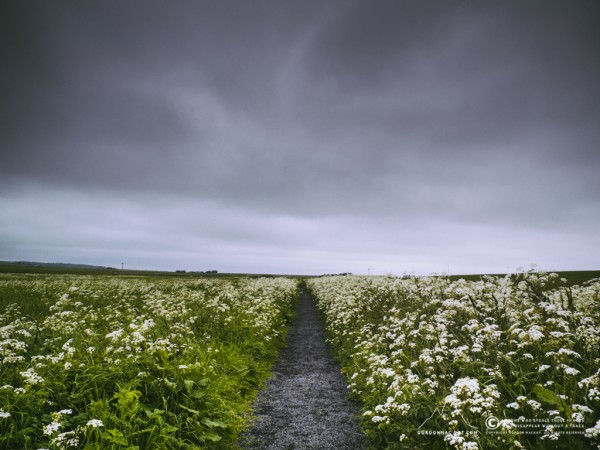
[307,271,600,449]
[0,274,297,449]
[1,268,599,450]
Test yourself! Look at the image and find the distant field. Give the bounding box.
[1,261,598,286]
[0,262,305,279]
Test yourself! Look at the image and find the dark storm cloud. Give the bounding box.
[0,1,324,188]
[1,1,599,273]
[300,1,600,186]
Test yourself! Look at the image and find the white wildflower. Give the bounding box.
[86,419,104,428]
[573,404,593,414]
[586,420,600,438]
[105,329,124,341]
[371,415,388,423]
[527,400,542,410]
[564,367,580,376]
[462,442,478,450]
[452,377,480,394]
[499,419,516,430]
[444,431,465,446]
[20,368,44,385]
[43,421,61,435]
[588,388,600,401]
[541,425,560,440]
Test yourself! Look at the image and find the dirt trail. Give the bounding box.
[239,288,368,449]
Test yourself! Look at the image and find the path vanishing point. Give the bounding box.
[240,288,368,449]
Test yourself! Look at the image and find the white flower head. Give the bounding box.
[527,400,542,410]
[86,419,104,428]
[43,421,61,436]
[20,368,44,385]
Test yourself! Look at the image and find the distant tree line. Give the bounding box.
[318,272,353,277]
[175,270,219,274]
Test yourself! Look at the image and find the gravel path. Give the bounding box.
[239,288,368,449]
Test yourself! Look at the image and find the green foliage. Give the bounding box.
[308,272,600,449]
[0,274,297,449]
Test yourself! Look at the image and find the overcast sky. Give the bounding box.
[1,1,599,275]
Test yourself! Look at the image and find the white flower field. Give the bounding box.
[308,272,600,449]
[0,275,297,449]
[1,270,599,449]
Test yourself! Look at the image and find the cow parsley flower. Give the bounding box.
[527,400,542,410]
[86,419,104,428]
[541,425,560,440]
[20,368,44,385]
[371,415,389,423]
[586,420,600,438]
[588,388,600,401]
[43,422,61,435]
[444,431,465,446]
[564,367,580,376]
[462,442,478,450]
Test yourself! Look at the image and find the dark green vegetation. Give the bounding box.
[0,261,308,279]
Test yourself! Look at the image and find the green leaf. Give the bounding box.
[201,417,228,428]
[179,404,200,415]
[532,384,565,410]
[183,379,194,395]
[190,389,204,399]
[236,365,249,376]
[101,429,128,445]
[200,431,222,442]
[197,377,211,386]
[144,408,164,419]
[163,379,177,389]
[161,425,178,434]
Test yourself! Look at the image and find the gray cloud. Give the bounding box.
[1,1,599,273]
